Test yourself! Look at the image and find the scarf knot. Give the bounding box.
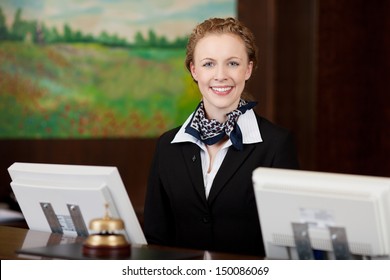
[185,99,257,150]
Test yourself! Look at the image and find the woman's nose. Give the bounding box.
[214,65,228,81]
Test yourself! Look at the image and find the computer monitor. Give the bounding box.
[252,167,390,260]
[8,162,147,245]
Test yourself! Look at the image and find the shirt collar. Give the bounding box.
[172,109,263,146]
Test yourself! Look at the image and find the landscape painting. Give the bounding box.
[0,0,236,138]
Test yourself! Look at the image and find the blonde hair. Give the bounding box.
[185,17,258,75]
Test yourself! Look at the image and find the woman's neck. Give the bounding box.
[203,101,240,123]
[205,111,227,123]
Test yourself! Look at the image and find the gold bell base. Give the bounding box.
[82,243,131,259]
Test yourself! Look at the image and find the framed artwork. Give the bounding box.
[0,0,236,138]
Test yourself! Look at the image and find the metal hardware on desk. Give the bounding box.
[67,204,89,237]
[40,202,63,234]
[40,202,89,237]
[292,222,352,260]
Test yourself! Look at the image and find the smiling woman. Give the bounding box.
[143,17,300,257]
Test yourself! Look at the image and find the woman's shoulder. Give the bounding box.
[157,126,182,144]
[255,114,292,136]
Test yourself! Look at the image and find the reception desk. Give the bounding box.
[0,226,263,260]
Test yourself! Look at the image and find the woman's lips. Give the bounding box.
[210,86,233,95]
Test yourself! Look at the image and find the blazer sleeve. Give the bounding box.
[257,115,300,170]
[273,131,300,169]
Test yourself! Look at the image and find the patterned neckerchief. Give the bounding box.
[185,99,257,150]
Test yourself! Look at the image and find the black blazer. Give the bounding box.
[144,114,299,256]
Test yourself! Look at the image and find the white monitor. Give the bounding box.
[252,167,390,260]
[8,162,147,245]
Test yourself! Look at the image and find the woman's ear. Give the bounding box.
[245,61,253,81]
[190,62,197,82]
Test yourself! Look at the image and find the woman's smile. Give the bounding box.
[210,86,234,96]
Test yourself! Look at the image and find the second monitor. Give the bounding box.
[252,167,390,260]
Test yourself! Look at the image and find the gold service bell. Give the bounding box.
[83,204,131,258]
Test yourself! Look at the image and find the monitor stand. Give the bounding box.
[291,222,352,260]
[40,202,89,237]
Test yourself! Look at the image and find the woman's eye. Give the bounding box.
[229,61,240,67]
[203,62,214,67]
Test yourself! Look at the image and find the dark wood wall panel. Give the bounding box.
[316,0,390,176]
[238,0,277,120]
[240,0,317,171]
[274,0,317,171]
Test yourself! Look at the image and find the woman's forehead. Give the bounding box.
[194,33,247,59]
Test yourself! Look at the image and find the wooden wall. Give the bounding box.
[240,0,318,171]
[316,0,390,176]
[1,0,389,218]
[239,0,390,176]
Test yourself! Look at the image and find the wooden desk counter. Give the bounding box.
[0,226,263,260]
[0,226,31,259]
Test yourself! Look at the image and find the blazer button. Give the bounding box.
[202,216,210,223]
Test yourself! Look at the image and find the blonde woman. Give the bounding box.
[144,17,299,256]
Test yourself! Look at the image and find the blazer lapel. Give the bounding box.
[181,143,208,203]
[207,144,256,205]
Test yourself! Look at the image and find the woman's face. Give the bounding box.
[190,33,253,121]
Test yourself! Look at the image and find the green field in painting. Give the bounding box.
[0,41,200,138]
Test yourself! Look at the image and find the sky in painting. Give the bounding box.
[2,0,236,42]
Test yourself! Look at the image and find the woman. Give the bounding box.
[144,17,299,256]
